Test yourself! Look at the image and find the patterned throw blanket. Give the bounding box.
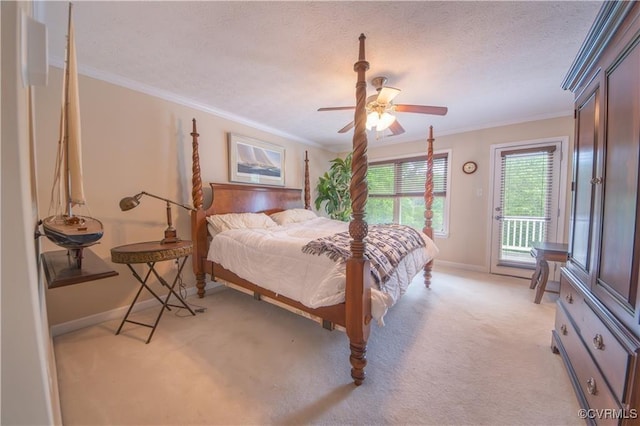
[301,224,426,291]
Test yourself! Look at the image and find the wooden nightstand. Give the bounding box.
[111,240,196,343]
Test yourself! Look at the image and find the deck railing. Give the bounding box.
[501,216,548,254]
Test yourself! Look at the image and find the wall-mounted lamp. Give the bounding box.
[119,191,196,244]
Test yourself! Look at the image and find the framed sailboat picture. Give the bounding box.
[228,133,285,186]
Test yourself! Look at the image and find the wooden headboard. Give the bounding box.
[206,183,303,216]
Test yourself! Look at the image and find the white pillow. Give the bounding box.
[270,208,317,225]
[206,212,278,236]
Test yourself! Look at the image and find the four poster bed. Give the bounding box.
[189,34,438,385]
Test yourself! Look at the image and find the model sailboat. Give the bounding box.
[42,3,103,268]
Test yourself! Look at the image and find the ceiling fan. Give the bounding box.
[318,76,448,136]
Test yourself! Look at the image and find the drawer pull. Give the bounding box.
[592,333,605,350]
[586,377,598,395]
[560,324,568,335]
[565,293,574,304]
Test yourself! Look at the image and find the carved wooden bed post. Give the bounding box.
[346,33,372,386]
[304,151,311,210]
[423,125,435,288]
[191,118,207,298]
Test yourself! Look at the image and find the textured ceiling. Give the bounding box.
[37,1,602,152]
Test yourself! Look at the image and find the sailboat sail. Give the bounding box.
[42,2,103,268]
[63,10,85,206]
[51,6,85,211]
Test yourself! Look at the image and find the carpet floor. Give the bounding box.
[53,265,581,425]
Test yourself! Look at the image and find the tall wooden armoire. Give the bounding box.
[553,2,640,424]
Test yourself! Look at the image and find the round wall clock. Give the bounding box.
[463,161,477,174]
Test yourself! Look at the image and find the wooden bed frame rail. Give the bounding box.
[189,34,435,385]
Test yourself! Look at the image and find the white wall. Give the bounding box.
[1,1,59,424]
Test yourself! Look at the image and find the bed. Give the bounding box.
[189,34,438,385]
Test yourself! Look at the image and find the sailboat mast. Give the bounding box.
[64,2,73,217]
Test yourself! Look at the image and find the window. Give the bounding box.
[366,152,449,236]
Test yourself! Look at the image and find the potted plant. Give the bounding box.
[314,152,352,221]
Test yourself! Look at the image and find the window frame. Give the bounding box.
[366,149,451,238]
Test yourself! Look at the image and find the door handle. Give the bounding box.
[494,215,503,220]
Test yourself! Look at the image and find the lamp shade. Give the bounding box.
[119,195,141,211]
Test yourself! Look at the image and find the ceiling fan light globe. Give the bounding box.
[377,112,396,131]
[366,111,379,130]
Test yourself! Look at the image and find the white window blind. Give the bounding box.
[369,154,448,197]
[499,146,556,246]
[367,154,448,233]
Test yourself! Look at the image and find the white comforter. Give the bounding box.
[207,217,438,325]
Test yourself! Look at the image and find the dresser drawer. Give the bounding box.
[560,273,583,325]
[555,305,621,425]
[581,301,634,404]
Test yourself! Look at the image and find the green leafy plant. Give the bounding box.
[314,152,352,221]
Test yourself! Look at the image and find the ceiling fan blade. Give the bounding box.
[376,87,401,104]
[318,106,356,111]
[395,104,448,115]
[388,120,405,136]
[338,121,355,133]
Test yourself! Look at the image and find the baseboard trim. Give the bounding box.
[50,281,221,337]
[434,260,488,273]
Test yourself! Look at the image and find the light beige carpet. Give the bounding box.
[53,265,581,425]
